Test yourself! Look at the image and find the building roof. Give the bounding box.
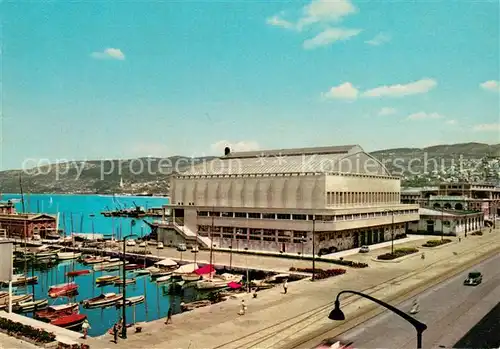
[0,213,56,221]
[178,144,393,177]
[401,187,438,194]
[419,208,482,217]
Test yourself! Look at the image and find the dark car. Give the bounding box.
[464,271,482,286]
[316,338,354,349]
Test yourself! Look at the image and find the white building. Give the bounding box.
[158,145,419,254]
[407,208,485,236]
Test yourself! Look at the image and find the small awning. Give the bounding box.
[194,264,215,275]
[154,258,177,267]
[227,281,242,289]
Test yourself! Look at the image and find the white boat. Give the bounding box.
[156,275,171,283]
[13,299,48,312]
[182,273,201,282]
[93,261,126,271]
[116,295,145,307]
[217,273,244,282]
[196,279,227,290]
[126,240,136,247]
[82,293,123,309]
[57,252,82,260]
[172,263,198,276]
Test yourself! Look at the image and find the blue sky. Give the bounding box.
[2,0,499,170]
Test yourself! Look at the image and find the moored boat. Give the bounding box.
[114,278,136,286]
[134,269,151,276]
[66,269,90,277]
[115,295,145,307]
[195,279,228,290]
[35,303,79,321]
[50,313,87,329]
[48,283,78,298]
[13,299,48,312]
[82,256,105,265]
[1,275,38,287]
[93,261,126,271]
[82,293,123,308]
[182,273,201,282]
[125,263,145,271]
[96,275,120,285]
[1,294,33,305]
[156,275,171,283]
[57,252,82,260]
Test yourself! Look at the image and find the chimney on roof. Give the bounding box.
[224,147,231,156]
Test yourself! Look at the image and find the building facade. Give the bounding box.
[161,145,419,254]
[407,208,485,236]
[0,213,58,239]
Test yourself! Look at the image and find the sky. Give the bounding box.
[2,0,499,170]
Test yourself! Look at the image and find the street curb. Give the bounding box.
[281,243,500,349]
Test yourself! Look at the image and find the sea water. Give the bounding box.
[1,193,205,336]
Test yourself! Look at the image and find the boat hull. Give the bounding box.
[13,299,48,312]
[116,295,145,307]
[83,294,123,309]
[57,252,82,260]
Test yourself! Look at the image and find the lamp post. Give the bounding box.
[441,208,444,242]
[311,216,316,282]
[329,290,427,349]
[244,247,249,292]
[121,220,137,339]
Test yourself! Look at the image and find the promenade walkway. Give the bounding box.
[85,227,500,349]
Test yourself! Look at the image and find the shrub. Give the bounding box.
[471,231,483,236]
[328,259,369,268]
[289,267,346,280]
[0,318,56,344]
[422,239,452,247]
[377,247,419,260]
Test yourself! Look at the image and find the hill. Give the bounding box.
[1,142,499,194]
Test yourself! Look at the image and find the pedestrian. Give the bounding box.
[283,279,288,294]
[458,237,461,242]
[81,319,91,339]
[410,299,419,314]
[238,300,247,315]
[165,305,173,324]
[253,288,258,298]
[112,323,119,344]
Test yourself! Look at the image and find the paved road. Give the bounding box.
[454,300,500,349]
[304,252,500,349]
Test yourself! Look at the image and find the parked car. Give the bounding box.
[191,246,199,253]
[464,271,482,286]
[126,239,136,247]
[359,245,370,253]
[157,242,164,249]
[316,338,354,348]
[177,243,187,251]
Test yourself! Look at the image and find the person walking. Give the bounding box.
[410,299,420,314]
[238,300,247,315]
[81,319,91,339]
[283,279,288,294]
[112,323,119,344]
[165,305,173,324]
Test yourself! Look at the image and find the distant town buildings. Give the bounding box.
[159,145,419,254]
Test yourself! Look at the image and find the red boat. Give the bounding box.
[35,303,79,322]
[50,313,87,330]
[66,270,90,277]
[125,264,145,271]
[48,283,78,298]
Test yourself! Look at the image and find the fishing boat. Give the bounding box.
[82,293,123,309]
[114,278,136,286]
[156,275,171,283]
[1,275,38,287]
[35,303,79,321]
[195,279,228,290]
[93,261,125,272]
[48,283,78,298]
[82,256,105,265]
[115,295,145,307]
[96,275,120,285]
[125,263,145,271]
[13,299,48,312]
[66,269,90,277]
[1,294,33,306]
[50,314,87,330]
[57,252,82,260]
[182,273,201,282]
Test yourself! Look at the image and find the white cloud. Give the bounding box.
[322,82,359,100]
[445,119,457,125]
[362,78,437,98]
[407,112,444,121]
[303,27,361,49]
[266,15,295,30]
[211,140,260,154]
[473,123,500,132]
[298,0,357,29]
[480,80,500,92]
[378,107,397,116]
[365,32,391,46]
[90,48,125,60]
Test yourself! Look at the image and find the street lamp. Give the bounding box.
[329,290,427,349]
[311,216,316,281]
[384,209,395,255]
[121,220,137,339]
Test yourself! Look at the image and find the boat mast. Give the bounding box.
[19,174,25,213]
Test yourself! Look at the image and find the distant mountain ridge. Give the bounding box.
[0,142,498,194]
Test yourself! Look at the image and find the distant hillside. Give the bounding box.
[1,142,499,194]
